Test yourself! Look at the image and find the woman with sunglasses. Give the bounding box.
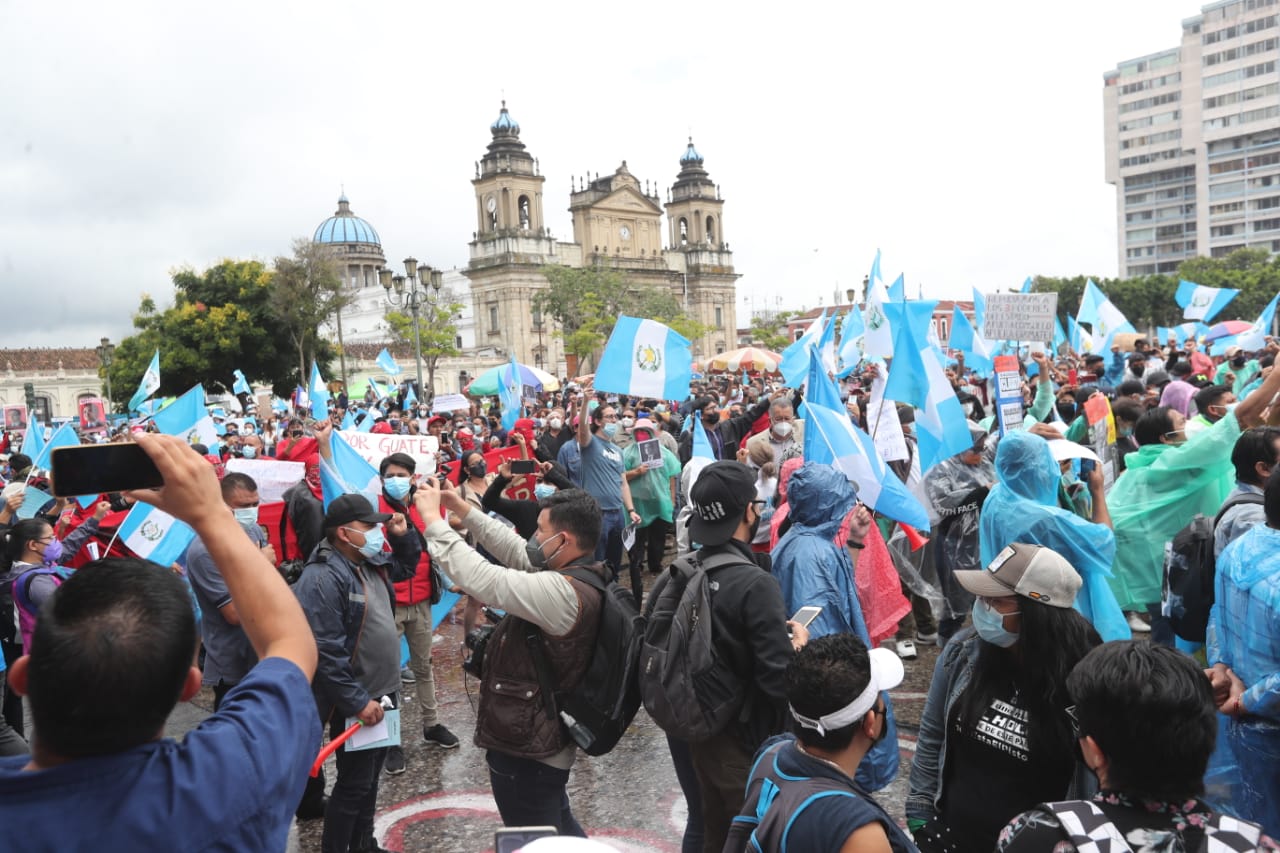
[907,543,1102,853]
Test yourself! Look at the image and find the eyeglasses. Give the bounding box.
[1065,704,1082,740]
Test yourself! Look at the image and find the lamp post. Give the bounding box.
[95,337,116,410]
[381,257,443,402]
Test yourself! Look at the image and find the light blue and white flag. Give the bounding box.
[151,385,219,450]
[1019,276,1033,294]
[683,412,718,501]
[863,258,894,360]
[804,401,930,530]
[780,309,828,386]
[1077,280,1135,349]
[357,410,376,433]
[816,307,838,375]
[340,409,356,430]
[1176,280,1238,324]
[319,430,382,512]
[367,378,389,401]
[376,348,402,377]
[271,397,289,414]
[1053,316,1067,352]
[232,369,252,396]
[594,316,693,400]
[1234,293,1280,352]
[404,384,418,406]
[499,354,523,432]
[1157,322,1206,345]
[128,350,161,412]
[308,363,330,421]
[886,273,905,303]
[804,350,844,414]
[948,306,993,373]
[117,503,195,567]
[1068,316,1095,354]
[883,301,973,470]
[33,422,79,471]
[837,308,865,378]
[19,419,45,463]
[971,287,987,332]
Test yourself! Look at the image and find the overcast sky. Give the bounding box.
[2,0,1195,348]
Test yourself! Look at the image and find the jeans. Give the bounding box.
[486,750,586,837]
[395,602,439,729]
[627,519,669,604]
[1228,717,1280,837]
[689,729,752,853]
[667,735,705,853]
[596,507,624,573]
[322,718,389,853]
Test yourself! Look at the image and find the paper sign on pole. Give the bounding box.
[993,355,1025,436]
[866,375,908,463]
[337,432,440,474]
[982,293,1060,343]
[431,393,470,413]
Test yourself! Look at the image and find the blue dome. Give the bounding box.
[491,100,519,134]
[681,137,703,164]
[313,195,380,245]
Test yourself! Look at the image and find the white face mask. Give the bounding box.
[962,402,975,416]
[548,417,563,430]
[772,420,793,438]
[621,417,635,428]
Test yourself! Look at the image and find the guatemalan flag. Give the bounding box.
[309,364,330,421]
[232,369,252,396]
[594,316,692,401]
[117,503,196,567]
[376,348,402,377]
[948,306,993,373]
[780,309,828,387]
[151,385,219,450]
[319,430,382,512]
[33,423,79,471]
[1176,280,1238,324]
[128,350,161,412]
[1077,280,1136,350]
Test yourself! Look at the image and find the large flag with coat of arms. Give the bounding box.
[116,503,195,567]
[594,316,692,400]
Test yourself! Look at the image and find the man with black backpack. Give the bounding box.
[641,460,809,853]
[419,478,640,837]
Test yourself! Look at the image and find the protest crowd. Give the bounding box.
[2,273,1280,853]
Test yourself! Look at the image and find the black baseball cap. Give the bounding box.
[689,461,756,546]
[323,494,392,529]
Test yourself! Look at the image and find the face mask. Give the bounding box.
[971,599,1019,648]
[703,411,719,424]
[772,420,793,438]
[419,410,429,418]
[548,418,563,430]
[621,417,635,429]
[962,402,975,417]
[534,483,556,500]
[384,476,412,500]
[233,507,259,526]
[468,461,487,478]
[719,395,727,405]
[1057,402,1077,421]
[1232,356,1247,368]
[241,446,258,459]
[1118,426,1134,438]
[346,524,385,559]
[746,507,762,542]
[41,539,64,565]
[602,422,620,437]
[525,530,565,570]
[655,404,667,414]
[1131,363,1145,377]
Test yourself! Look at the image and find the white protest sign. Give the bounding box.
[982,293,1059,343]
[338,431,440,474]
[993,355,1025,436]
[223,459,305,503]
[866,375,908,463]
[431,393,470,413]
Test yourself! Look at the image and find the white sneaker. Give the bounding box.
[1126,612,1152,633]
[896,639,918,660]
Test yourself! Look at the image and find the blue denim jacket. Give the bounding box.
[906,629,1097,821]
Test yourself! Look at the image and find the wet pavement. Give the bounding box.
[172,574,942,853]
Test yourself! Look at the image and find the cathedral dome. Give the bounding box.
[313,193,381,245]
[491,101,520,136]
[680,138,703,165]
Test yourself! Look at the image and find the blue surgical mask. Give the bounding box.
[233,507,259,527]
[347,524,386,559]
[241,446,258,459]
[384,476,412,500]
[971,599,1019,648]
[534,483,556,500]
[602,422,619,437]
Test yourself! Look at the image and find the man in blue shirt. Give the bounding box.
[572,390,640,572]
[1209,467,1280,837]
[0,433,320,851]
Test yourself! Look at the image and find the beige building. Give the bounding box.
[0,349,106,423]
[465,103,740,374]
[1105,0,1280,277]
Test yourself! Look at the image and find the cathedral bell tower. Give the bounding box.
[472,101,546,237]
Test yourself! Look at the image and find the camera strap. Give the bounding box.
[523,621,560,723]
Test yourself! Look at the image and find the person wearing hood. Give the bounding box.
[621,418,681,602]
[1109,358,1280,634]
[979,431,1130,642]
[922,423,998,643]
[770,462,901,794]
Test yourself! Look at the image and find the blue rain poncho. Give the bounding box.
[979,431,1130,642]
[1106,413,1241,613]
[771,463,899,792]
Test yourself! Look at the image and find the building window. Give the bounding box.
[715,306,723,329]
[518,195,531,229]
[488,304,499,332]
[706,216,716,245]
[679,218,689,246]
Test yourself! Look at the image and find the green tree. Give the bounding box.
[384,289,467,401]
[270,238,349,382]
[108,259,315,408]
[746,310,799,351]
[535,266,634,372]
[628,288,714,344]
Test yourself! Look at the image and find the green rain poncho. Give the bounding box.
[1106,412,1241,612]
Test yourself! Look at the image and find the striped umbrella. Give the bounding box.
[708,346,783,374]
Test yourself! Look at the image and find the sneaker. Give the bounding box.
[1126,612,1152,633]
[400,667,416,684]
[896,639,918,660]
[423,723,460,749]
[915,630,939,645]
[384,746,406,775]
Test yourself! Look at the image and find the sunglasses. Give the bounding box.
[290,430,304,438]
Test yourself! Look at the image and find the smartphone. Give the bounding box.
[1068,369,1078,385]
[495,827,557,852]
[1079,458,1096,478]
[50,444,164,497]
[510,459,537,475]
[790,606,823,628]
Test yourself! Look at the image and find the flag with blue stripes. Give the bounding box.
[376,348,402,377]
[780,309,828,386]
[837,308,865,378]
[1176,280,1238,324]
[1231,293,1280,352]
[309,364,330,421]
[319,430,383,512]
[594,316,693,400]
[34,423,80,471]
[20,420,45,462]
[887,274,905,303]
[1020,276,1033,294]
[151,385,218,450]
[948,306,993,373]
[499,354,523,432]
[128,349,161,412]
[232,369,251,396]
[118,503,195,567]
[1158,322,1206,345]
[1077,280,1135,349]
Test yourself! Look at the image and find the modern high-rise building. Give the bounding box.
[1104,0,1280,277]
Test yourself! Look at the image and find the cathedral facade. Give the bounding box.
[464,103,740,375]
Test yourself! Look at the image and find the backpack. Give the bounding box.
[1162,493,1264,643]
[525,565,644,757]
[1038,800,1266,853]
[14,566,74,649]
[638,550,752,743]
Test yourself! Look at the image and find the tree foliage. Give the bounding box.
[534,265,712,371]
[384,289,467,399]
[271,239,350,381]
[747,310,799,351]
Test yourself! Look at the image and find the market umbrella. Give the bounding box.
[1203,320,1254,342]
[465,362,560,396]
[708,346,783,374]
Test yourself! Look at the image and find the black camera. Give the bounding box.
[463,625,494,677]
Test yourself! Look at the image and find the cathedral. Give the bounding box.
[464,102,740,375]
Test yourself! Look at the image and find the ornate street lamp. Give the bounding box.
[381,258,443,401]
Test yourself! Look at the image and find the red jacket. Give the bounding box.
[381,492,435,606]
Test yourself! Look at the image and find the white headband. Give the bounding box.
[789,679,879,737]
